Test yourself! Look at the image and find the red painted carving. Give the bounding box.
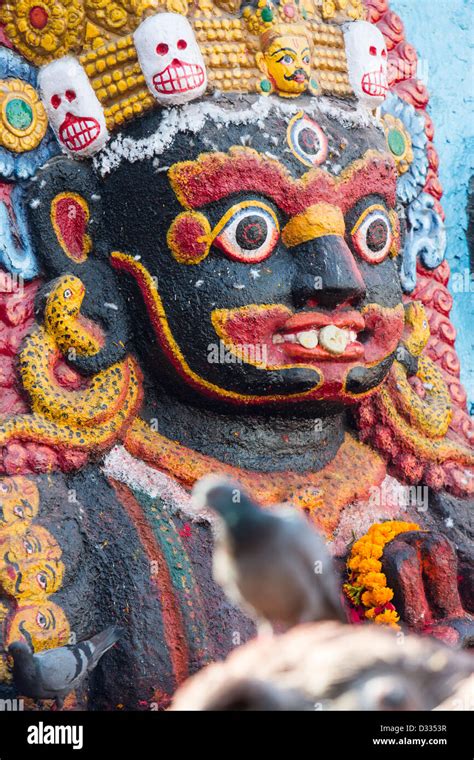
[388,42,417,86]
[377,11,405,50]
[383,531,472,646]
[52,194,90,262]
[170,150,397,215]
[393,77,429,109]
[0,7,470,495]
[426,142,439,172]
[364,0,390,24]
[423,168,443,200]
[424,111,435,142]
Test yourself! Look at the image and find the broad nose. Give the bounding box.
[290,235,367,309]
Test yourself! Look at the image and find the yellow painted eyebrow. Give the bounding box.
[350,204,387,236]
[282,203,345,248]
[202,200,280,245]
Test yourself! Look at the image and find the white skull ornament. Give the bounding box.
[343,21,388,108]
[38,57,108,157]
[134,13,207,106]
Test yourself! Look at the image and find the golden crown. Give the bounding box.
[1,0,366,131]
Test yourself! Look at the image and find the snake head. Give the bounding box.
[402,301,430,357]
[45,275,86,319]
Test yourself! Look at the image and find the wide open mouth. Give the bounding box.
[361,70,388,98]
[212,303,404,369]
[274,310,366,361]
[153,62,205,94]
[59,114,100,151]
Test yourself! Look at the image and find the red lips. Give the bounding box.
[212,302,405,397]
[281,310,366,333]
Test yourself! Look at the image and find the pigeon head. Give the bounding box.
[8,640,33,663]
[192,475,258,526]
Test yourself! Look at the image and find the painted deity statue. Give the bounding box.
[0,0,472,709]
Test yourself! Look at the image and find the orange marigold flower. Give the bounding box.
[371,587,394,606]
[345,520,420,629]
[369,528,385,542]
[370,545,384,560]
[352,540,373,559]
[362,572,387,589]
[374,609,400,628]
[361,590,375,607]
[357,559,382,574]
[348,556,361,572]
[377,522,395,534]
[355,546,371,560]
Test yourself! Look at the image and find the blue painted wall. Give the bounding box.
[392,0,474,410]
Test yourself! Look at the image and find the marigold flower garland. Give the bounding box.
[344,520,420,629]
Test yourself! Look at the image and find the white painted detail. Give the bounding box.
[134,13,207,106]
[38,56,109,158]
[343,21,388,108]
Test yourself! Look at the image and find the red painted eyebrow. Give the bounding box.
[168,147,397,216]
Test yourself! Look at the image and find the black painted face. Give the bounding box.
[27,95,403,412]
[100,97,404,409]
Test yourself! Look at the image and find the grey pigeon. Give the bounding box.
[8,624,122,709]
[192,475,345,631]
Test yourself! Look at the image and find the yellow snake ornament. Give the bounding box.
[0,275,141,450]
[378,301,474,464]
[388,302,452,439]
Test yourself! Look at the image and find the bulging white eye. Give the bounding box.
[351,206,393,263]
[212,202,280,263]
[36,611,47,627]
[23,538,34,554]
[63,288,72,299]
[287,112,328,168]
[36,572,48,590]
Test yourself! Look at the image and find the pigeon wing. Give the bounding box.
[34,646,87,694]
[271,509,345,621]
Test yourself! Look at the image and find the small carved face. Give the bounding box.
[5,602,70,653]
[0,477,39,531]
[134,13,207,106]
[344,21,388,107]
[2,525,62,567]
[0,556,64,601]
[257,34,312,96]
[38,57,109,157]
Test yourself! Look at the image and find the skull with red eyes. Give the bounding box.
[38,56,109,157]
[134,12,207,106]
[343,20,388,108]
